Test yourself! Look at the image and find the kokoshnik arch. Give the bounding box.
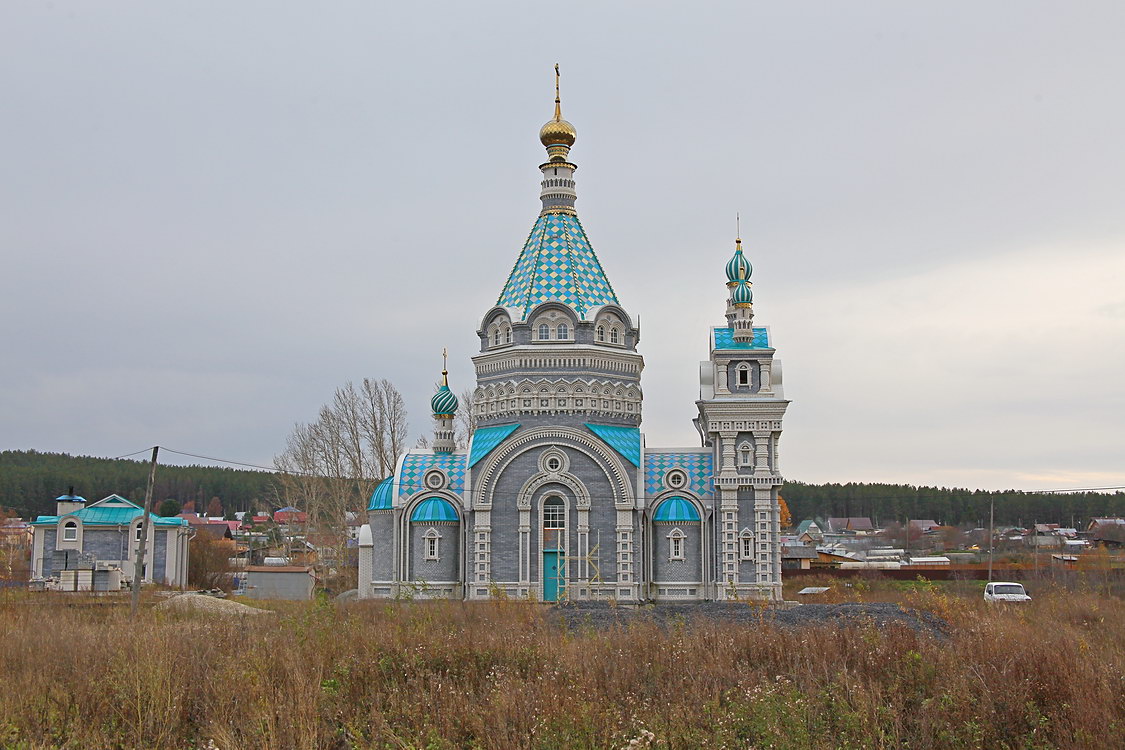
[357,68,790,602]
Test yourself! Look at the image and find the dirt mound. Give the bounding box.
[550,601,947,638]
[154,593,273,617]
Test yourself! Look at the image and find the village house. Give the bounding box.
[29,493,191,589]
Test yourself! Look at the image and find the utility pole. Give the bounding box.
[131,446,159,616]
[987,498,994,583]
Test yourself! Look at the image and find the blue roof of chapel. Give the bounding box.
[496,212,619,320]
[585,423,640,467]
[712,326,770,350]
[32,494,187,527]
[653,496,701,523]
[410,497,459,524]
[468,423,521,467]
[367,478,394,511]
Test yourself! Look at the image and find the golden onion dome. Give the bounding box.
[540,64,577,149]
[540,117,577,147]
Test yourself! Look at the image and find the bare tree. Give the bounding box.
[273,378,410,586]
[454,387,478,450]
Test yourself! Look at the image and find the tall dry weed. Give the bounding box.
[0,587,1120,749]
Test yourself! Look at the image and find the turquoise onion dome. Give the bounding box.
[431,371,459,416]
[731,279,753,306]
[725,238,752,287]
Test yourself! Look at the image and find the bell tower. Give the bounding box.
[697,233,789,600]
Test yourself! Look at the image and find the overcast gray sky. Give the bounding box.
[2,1,1123,491]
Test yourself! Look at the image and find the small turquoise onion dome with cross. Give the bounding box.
[431,382,459,417]
[730,279,753,306]
[725,238,752,287]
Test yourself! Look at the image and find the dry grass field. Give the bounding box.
[0,581,1121,750]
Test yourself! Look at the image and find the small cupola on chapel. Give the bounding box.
[431,349,459,453]
[724,236,755,343]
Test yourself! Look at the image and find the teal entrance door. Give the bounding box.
[543,550,564,602]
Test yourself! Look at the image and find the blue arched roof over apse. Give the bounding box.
[410,497,459,524]
[652,496,701,523]
[367,477,394,511]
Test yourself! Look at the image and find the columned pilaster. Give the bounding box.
[759,361,772,394]
[715,362,730,394]
[474,510,491,591]
[577,509,590,586]
[616,510,635,597]
[519,509,531,589]
[753,430,772,475]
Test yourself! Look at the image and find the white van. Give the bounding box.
[984,581,1031,603]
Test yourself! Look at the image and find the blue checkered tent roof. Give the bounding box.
[397,452,467,502]
[496,212,619,320]
[468,423,521,468]
[367,477,394,511]
[410,497,459,523]
[584,423,640,467]
[653,496,701,523]
[644,451,714,497]
[713,326,770,350]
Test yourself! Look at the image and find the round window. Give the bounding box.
[423,470,445,490]
[546,457,561,471]
[665,469,688,490]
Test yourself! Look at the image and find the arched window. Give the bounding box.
[556,323,569,339]
[62,521,77,542]
[610,327,620,344]
[737,363,750,387]
[543,496,564,528]
[738,442,753,467]
[538,323,551,340]
[492,328,501,346]
[543,495,565,552]
[134,524,144,541]
[668,528,686,560]
[423,528,441,560]
[596,325,605,342]
[504,327,512,344]
[739,529,754,560]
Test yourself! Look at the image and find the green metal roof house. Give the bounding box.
[30,494,191,589]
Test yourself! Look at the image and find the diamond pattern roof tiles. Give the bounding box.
[397,452,467,502]
[644,451,714,497]
[497,212,619,320]
[712,326,770,350]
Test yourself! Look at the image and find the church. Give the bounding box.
[357,73,790,603]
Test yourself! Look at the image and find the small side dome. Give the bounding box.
[653,496,701,523]
[431,384,459,416]
[540,118,577,148]
[725,239,752,286]
[410,497,459,523]
[731,279,753,306]
[367,477,394,511]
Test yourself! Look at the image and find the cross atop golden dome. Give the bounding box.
[539,63,577,158]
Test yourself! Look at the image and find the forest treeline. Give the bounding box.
[0,450,276,519]
[1,450,1121,527]
[782,480,1124,529]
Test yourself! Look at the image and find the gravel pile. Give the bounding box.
[550,601,947,638]
[154,593,273,617]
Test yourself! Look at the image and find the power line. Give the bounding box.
[159,447,300,475]
[110,446,1125,504]
[111,447,156,461]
